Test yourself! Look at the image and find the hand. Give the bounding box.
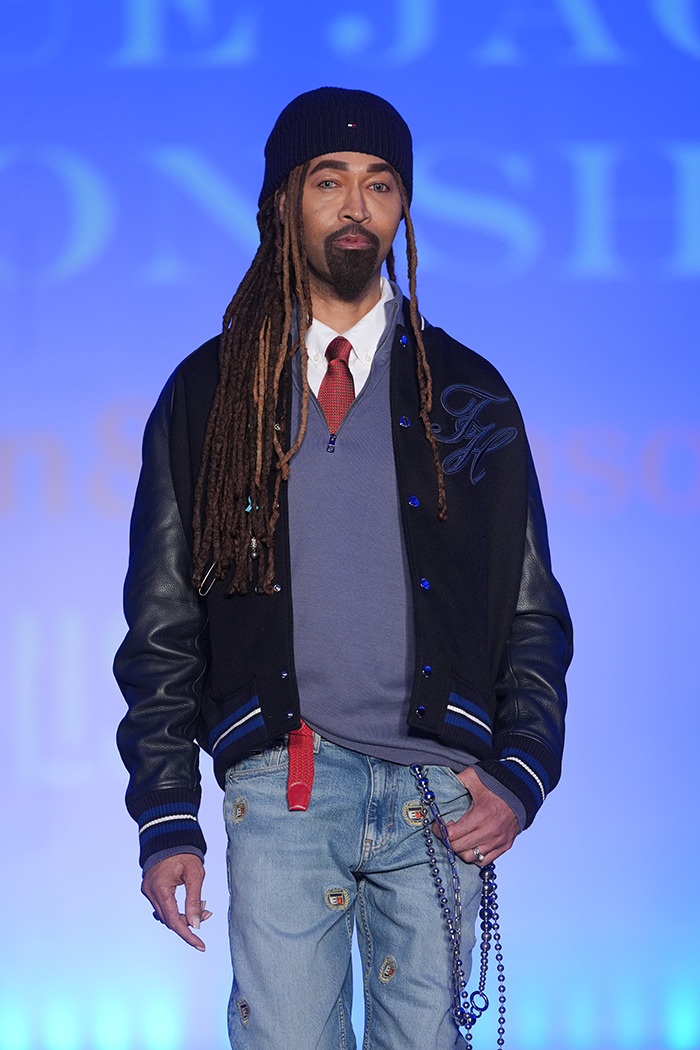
[438,766,520,867]
[142,853,212,951]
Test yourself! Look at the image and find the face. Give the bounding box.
[300,152,404,302]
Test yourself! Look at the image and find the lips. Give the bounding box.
[327,225,380,252]
[331,234,373,249]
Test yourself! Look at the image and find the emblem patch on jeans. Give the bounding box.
[324,887,350,910]
[379,956,397,982]
[231,797,247,823]
[403,800,425,826]
[236,998,250,1025]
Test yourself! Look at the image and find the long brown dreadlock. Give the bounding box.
[192,164,446,596]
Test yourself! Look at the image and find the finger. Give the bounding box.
[451,841,487,865]
[457,843,502,866]
[165,908,207,951]
[434,809,480,844]
[458,829,516,865]
[152,887,207,951]
[183,865,205,932]
[185,879,206,930]
[156,892,206,950]
[450,826,502,858]
[445,819,505,862]
[145,893,167,923]
[436,826,491,865]
[143,879,176,924]
[454,816,518,856]
[186,898,202,929]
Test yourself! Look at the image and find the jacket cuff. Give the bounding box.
[142,846,205,874]
[127,787,207,869]
[479,732,562,829]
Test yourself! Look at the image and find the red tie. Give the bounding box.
[287,719,314,811]
[287,337,354,809]
[287,338,354,810]
[317,336,355,433]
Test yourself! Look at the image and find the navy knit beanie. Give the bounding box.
[259,87,413,208]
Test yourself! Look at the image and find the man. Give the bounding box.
[115,86,572,1049]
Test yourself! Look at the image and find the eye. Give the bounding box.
[370,181,390,193]
[318,179,337,189]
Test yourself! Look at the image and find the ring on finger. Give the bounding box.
[472,846,485,863]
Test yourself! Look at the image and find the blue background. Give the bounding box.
[1,2,699,1048]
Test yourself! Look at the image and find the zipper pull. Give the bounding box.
[326,433,337,454]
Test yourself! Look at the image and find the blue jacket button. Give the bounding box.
[399,416,411,428]
[422,665,432,678]
[420,577,430,590]
[408,495,419,507]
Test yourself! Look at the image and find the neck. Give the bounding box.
[309,274,383,332]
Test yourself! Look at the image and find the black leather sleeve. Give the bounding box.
[114,376,208,867]
[479,451,573,827]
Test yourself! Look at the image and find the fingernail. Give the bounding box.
[192,917,200,929]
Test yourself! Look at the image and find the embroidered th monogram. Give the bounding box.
[431,384,518,482]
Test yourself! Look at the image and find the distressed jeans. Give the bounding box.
[223,733,482,1050]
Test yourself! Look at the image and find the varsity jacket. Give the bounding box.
[115,311,573,868]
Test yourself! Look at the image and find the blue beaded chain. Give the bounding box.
[410,764,506,1047]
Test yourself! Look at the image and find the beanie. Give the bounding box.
[259,87,413,208]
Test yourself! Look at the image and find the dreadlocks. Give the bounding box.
[192,165,446,595]
[397,177,448,525]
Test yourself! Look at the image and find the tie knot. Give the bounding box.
[325,336,353,365]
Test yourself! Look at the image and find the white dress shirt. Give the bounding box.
[304,276,396,398]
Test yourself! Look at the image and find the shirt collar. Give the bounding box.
[305,277,400,365]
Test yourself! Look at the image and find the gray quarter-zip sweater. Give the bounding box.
[288,290,489,774]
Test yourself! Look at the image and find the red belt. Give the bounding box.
[287,720,314,810]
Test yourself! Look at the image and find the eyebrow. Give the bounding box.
[307,159,395,177]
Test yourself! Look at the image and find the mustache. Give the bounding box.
[325,224,380,251]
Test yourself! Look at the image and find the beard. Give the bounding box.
[323,224,381,301]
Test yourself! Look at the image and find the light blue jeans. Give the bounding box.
[223,733,482,1050]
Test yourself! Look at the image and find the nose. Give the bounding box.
[339,183,371,224]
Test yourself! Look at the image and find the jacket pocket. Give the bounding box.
[202,680,265,761]
[444,679,493,753]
